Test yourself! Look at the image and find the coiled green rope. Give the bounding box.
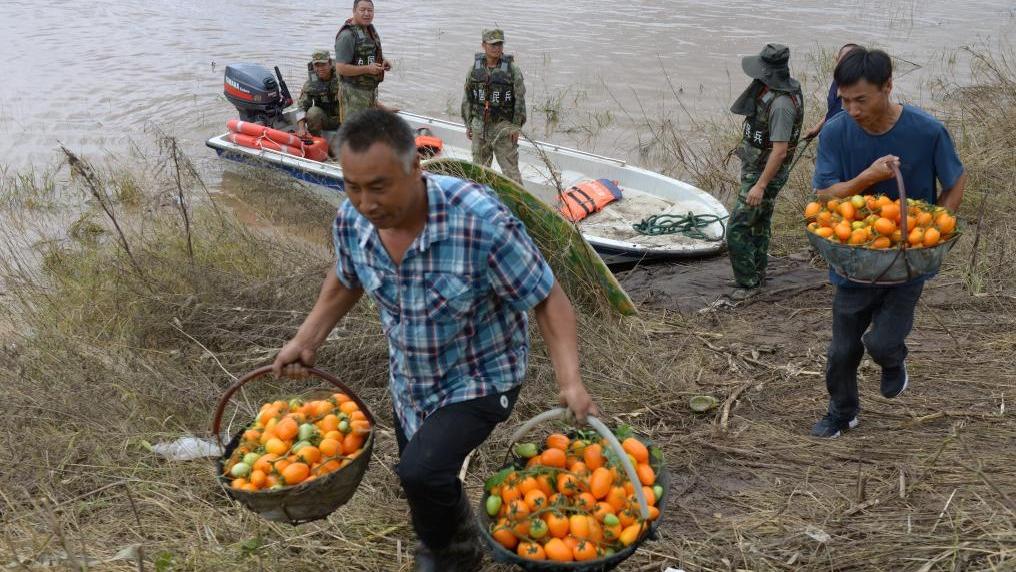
[632,212,727,240]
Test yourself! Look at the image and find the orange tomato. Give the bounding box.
[517,541,546,561]
[621,438,650,464]
[575,492,597,511]
[540,448,566,468]
[517,476,539,495]
[296,445,321,465]
[923,227,941,247]
[573,539,598,561]
[556,473,581,496]
[838,201,856,221]
[342,433,364,455]
[524,489,547,511]
[545,433,570,451]
[568,514,591,539]
[544,511,570,538]
[880,203,900,221]
[281,462,310,486]
[319,438,341,458]
[804,201,822,219]
[636,463,656,486]
[936,212,956,234]
[834,222,853,242]
[814,226,835,238]
[874,217,896,236]
[589,467,613,500]
[543,538,573,562]
[870,236,892,249]
[492,521,518,550]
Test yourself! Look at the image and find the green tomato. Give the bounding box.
[298,423,317,442]
[485,495,503,517]
[653,485,664,501]
[513,442,538,459]
[529,518,548,539]
[851,221,866,230]
[292,441,310,453]
[851,194,866,209]
[604,548,616,556]
[337,412,350,421]
[288,398,302,411]
[242,452,260,466]
[338,420,351,434]
[603,513,620,527]
[230,462,251,478]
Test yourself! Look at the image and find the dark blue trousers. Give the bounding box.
[825,281,924,421]
[393,387,520,549]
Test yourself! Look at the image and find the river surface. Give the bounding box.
[1,0,1013,184]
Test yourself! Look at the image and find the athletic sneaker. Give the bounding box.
[881,362,909,398]
[810,414,859,438]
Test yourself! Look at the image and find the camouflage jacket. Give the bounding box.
[736,86,804,175]
[461,54,526,127]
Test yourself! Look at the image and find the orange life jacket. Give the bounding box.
[415,134,444,158]
[557,178,623,222]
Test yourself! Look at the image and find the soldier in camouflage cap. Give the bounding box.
[296,49,341,137]
[461,28,527,184]
[726,43,805,301]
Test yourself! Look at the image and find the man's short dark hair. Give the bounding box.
[337,109,416,172]
[834,47,893,88]
[353,0,373,7]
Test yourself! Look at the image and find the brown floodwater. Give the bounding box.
[1,0,1013,187]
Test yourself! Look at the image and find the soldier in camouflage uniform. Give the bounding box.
[334,0,390,122]
[295,50,341,137]
[461,28,526,184]
[726,43,804,301]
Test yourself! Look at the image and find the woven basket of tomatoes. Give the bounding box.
[804,169,960,284]
[212,366,374,525]
[478,409,667,571]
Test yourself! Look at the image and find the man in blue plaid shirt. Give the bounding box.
[273,110,598,571]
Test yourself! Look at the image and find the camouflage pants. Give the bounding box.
[727,170,789,289]
[305,106,340,135]
[339,84,377,122]
[470,120,522,184]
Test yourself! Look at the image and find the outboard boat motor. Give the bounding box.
[223,63,294,127]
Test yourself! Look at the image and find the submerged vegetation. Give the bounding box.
[0,46,1013,570]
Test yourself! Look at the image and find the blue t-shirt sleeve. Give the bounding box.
[933,126,964,192]
[812,125,843,191]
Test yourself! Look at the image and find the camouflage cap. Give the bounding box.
[482,29,505,44]
[311,49,331,63]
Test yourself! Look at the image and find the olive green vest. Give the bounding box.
[468,54,517,123]
[737,86,804,173]
[304,64,340,118]
[336,21,382,89]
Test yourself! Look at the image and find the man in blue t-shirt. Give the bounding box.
[802,43,859,141]
[810,47,966,438]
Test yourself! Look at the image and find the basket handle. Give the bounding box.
[893,162,909,249]
[210,365,375,449]
[508,408,650,521]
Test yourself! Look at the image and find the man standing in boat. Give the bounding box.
[272,110,598,570]
[461,28,526,184]
[727,44,805,301]
[295,49,341,138]
[334,0,390,121]
[810,47,965,438]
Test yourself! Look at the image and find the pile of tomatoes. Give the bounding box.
[482,430,663,562]
[805,194,957,249]
[221,394,371,492]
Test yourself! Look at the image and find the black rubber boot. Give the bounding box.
[413,492,483,572]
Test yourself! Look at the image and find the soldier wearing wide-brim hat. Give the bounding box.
[296,49,341,137]
[726,43,805,301]
[461,28,527,184]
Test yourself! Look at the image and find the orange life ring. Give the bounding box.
[226,119,328,162]
[557,179,623,222]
